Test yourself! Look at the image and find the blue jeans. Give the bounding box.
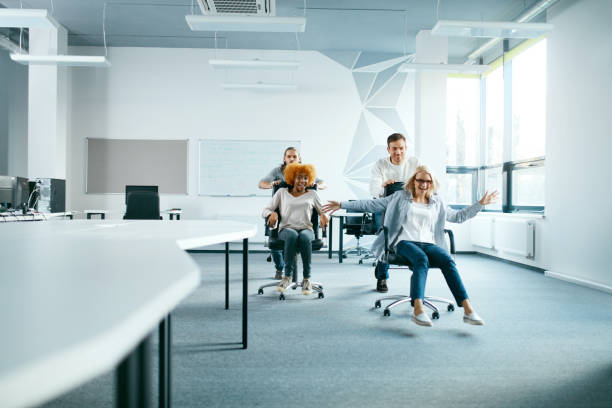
[378,241,469,306]
[278,228,315,279]
[270,249,285,272]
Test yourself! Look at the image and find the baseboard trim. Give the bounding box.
[545,270,612,294]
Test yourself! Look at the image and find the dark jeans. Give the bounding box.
[270,249,285,272]
[377,241,469,306]
[278,228,315,279]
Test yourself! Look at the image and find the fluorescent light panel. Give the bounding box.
[398,63,490,74]
[0,8,59,29]
[210,59,299,70]
[221,83,297,90]
[431,20,553,39]
[10,54,110,67]
[186,15,305,32]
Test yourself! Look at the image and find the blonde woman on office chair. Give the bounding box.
[262,163,328,296]
[324,165,498,327]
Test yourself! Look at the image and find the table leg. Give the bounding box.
[225,242,229,310]
[101,213,105,220]
[328,216,333,259]
[242,238,248,349]
[177,214,180,220]
[87,213,92,220]
[116,336,151,408]
[159,315,172,408]
[339,216,344,264]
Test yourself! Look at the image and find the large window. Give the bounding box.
[445,38,546,213]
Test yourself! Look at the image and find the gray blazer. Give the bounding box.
[341,190,482,260]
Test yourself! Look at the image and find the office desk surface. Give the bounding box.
[0,220,257,408]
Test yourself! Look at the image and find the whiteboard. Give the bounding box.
[199,139,301,196]
[86,138,188,194]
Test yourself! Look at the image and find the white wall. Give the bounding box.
[0,49,28,177]
[67,47,365,240]
[543,0,612,289]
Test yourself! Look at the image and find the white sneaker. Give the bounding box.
[301,279,312,296]
[411,312,433,327]
[276,276,292,293]
[463,311,485,326]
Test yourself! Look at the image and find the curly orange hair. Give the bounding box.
[283,163,317,187]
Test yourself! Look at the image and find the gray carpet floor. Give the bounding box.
[41,252,612,408]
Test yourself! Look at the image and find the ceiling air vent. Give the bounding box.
[197,0,274,16]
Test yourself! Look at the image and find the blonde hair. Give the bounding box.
[405,165,439,199]
[283,163,317,187]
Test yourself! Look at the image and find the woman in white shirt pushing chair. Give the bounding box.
[262,163,329,296]
[323,165,498,327]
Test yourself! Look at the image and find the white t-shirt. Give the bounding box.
[369,156,419,197]
[262,188,322,231]
[394,202,436,247]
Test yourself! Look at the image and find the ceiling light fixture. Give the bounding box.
[9,54,110,67]
[431,20,553,39]
[221,82,298,90]
[210,59,299,70]
[186,15,306,32]
[0,8,59,29]
[398,63,490,74]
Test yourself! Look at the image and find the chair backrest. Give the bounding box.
[124,191,161,220]
[384,181,405,197]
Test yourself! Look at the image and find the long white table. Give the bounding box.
[0,219,256,408]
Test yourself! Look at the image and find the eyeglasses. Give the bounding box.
[415,179,433,184]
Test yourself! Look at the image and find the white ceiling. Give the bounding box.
[0,0,547,62]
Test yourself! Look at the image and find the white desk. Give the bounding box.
[0,219,256,408]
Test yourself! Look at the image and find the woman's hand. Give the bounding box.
[322,200,341,215]
[479,190,499,206]
[267,212,278,228]
[320,213,329,229]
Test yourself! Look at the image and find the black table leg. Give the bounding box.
[159,315,172,408]
[242,238,248,349]
[339,216,344,264]
[116,336,151,408]
[225,242,229,310]
[328,216,333,259]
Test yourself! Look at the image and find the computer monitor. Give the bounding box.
[125,185,158,204]
[13,177,30,210]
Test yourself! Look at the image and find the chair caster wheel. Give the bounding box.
[342,254,347,259]
[318,292,324,299]
[383,309,391,317]
[447,304,455,312]
[372,262,376,267]
[432,311,440,320]
[358,260,363,264]
[279,293,285,300]
[257,289,264,295]
[374,300,381,308]
[266,256,272,262]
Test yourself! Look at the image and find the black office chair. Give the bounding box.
[258,184,325,300]
[374,227,456,319]
[123,191,163,220]
[342,212,378,265]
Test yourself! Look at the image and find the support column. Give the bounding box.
[27,25,68,179]
[414,30,448,183]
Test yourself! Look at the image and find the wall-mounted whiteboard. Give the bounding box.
[86,138,188,194]
[199,139,301,196]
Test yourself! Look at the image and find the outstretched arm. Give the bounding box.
[445,190,499,223]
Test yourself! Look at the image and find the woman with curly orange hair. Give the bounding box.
[262,163,329,295]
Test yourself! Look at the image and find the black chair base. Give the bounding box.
[374,295,455,320]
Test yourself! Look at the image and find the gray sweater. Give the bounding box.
[342,190,482,260]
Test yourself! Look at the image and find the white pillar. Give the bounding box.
[414,30,447,183]
[27,25,68,179]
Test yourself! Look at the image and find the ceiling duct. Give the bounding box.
[196,0,274,16]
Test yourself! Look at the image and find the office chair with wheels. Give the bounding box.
[258,184,325,300]
[342,212,377,265]
[374,227,456,320]
[123,191,163,220]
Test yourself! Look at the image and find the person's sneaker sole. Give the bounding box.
[463,316,485,325]
[411,314,433,327]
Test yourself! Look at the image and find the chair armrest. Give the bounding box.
[444,229,456,254]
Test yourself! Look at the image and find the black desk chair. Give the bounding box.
[342,211,377,265]
[374,227,456,319]
[123,191,163,220]
[258,184,325,300]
